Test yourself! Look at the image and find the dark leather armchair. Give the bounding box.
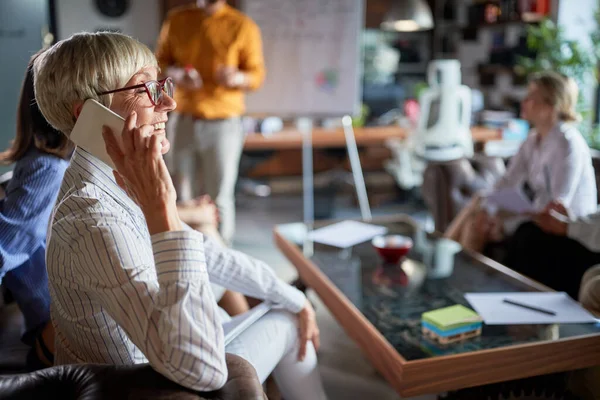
[422,155,505,232]
[0,355,266,400]
[0,304,266,400]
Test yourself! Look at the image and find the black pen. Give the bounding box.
[503,298,556,316]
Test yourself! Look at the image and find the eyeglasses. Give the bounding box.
[97,77,174,106]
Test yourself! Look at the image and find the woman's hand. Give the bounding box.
[533,201,569,236]
[296,300,320,362]
[103,111,182,235]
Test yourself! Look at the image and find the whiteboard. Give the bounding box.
[243,0,364,117]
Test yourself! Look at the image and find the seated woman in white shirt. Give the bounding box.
[33,32,327,400]
[445,72,597,252]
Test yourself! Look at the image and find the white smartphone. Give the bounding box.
[70,99,124,170]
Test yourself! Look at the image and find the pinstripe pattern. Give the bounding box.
[47,147,306,391]
[0,148,69,338]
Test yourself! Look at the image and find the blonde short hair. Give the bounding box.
[530,71,580,122]
[34,31,157,135]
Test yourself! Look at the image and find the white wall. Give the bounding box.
[557,0,598,46]
[54,0,161,49]
[557,0,599,112]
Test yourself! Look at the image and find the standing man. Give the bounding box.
[156,0,265,245]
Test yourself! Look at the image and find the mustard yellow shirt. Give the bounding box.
[156,4,265,119]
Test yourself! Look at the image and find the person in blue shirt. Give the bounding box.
[0,52,72,368]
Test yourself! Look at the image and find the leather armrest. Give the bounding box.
[0,354,266,400]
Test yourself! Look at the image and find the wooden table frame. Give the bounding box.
[244,126,500,151]
[273,215,600,397]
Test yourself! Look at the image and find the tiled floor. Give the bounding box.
[232,192,436,400]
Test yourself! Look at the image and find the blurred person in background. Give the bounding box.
[156,0,265,245]
[0,51,72,369]
[445,72,596,252]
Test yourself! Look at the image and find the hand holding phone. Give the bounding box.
[71,99,181,234]
[102,111,182,234]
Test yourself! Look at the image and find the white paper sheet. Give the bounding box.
[484,187,535,214]
[223,302,271,346]
[307,220,388,248]
[465,292,597,325]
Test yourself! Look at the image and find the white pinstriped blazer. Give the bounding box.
[46,147,305,391]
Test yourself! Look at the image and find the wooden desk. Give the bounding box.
[274,215,600,397]
[243,126,500,151]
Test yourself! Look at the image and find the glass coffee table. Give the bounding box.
[274,216,600,397]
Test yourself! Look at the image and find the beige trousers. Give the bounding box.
[166,113,245,245]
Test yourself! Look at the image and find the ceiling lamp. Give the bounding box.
[381,0,435,32]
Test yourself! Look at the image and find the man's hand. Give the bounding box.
[534,201,570,236]
[544,201,570,218]
[216,66,247,89]
[296,300,320,362]
[167,66,202,90]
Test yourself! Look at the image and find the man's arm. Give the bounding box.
[155,15,175,73]
[65,214,227,391]
[155,14,202,89]
[568,212,600,252]
[202,236,306,313]
[535,202,600,253]
[237,20,265,91]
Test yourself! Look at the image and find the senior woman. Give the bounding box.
[34,32,327,399]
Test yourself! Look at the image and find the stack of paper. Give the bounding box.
[465,292,597,325]
[484,188,534,214]
[307,220,387,248]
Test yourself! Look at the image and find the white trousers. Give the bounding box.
[166,113,245,245]
[223,309,328,400]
